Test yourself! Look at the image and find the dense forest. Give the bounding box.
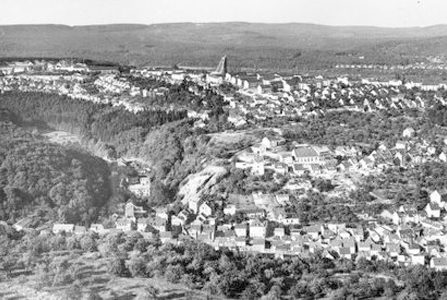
[0,117,111,225]
[0,91,222,209]
[0,91,193,177]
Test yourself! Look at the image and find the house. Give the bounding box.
[188,198,204,214]
[178,209,193,224]
[155,208,169,220]
[371,243,383,256]
[402,127,415,138]
[250,220,267,238]
[385,243,400,257]
[151,216,167,232]
[243,208,266,219]
[127,176,151,198]
[234,224,248,237]
[53,224,74,234]
[278,214,300,225]
[251,239,266,252]
[430,190,447,208]
[261,136,285,150]
[407,243,421,255]
[292,164,306,176]
[199,202,213,217]
[430,257,447,271]
[411,255,425,266]
[171,215,185,227]
[339,247,352,259]
[339,230,351,240]
[224,204,237,216]
[137,218,150,232]
[90,224,107,235]
[188,224,202,239]
[273,227,286,238]
[159,231,174,243]
[330,238,343,251]
[358,240,373,252]
[115,218,133,231]
[304,225,322,240]
[235,236,247,248]
[252,156,265,176]
[343,239,357,254]
[125,202,146,220]
[74,226,87,235]
[292,147,323,165]
[425,202,441,219]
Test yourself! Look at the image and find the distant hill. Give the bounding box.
[1,22,447,70]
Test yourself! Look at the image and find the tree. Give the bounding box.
[165,264,184,283]
[107,256,129,277]
[80,234,97,252]
[127,255,146,277]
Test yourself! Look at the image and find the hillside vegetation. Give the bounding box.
[2,23,447,70]
[0,112,111,225]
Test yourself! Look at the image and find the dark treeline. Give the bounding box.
[0,91,188,155]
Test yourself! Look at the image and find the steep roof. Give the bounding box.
[293,147,319,158]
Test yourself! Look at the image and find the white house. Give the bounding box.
[425,202,441,218]
[430,190,447,209]
[402,127,415,138]
[199,202,213,217]
[249,220,267,238]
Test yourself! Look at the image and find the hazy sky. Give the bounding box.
[1,0,447,27]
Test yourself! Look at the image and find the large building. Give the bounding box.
[292,147,324,165]
[128,176,151,198]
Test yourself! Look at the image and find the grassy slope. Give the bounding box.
[0,251,226,300]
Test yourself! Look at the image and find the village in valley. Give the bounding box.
[4,55,447,275]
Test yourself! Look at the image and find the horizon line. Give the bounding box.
[0,21,447,30]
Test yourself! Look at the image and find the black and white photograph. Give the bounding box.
[2,0,447,299]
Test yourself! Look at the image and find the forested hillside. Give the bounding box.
[0,92,211,200]
[0,115,111,224]
[2,23,447,70]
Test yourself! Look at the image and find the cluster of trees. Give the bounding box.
[357,161,447,212]
[127,76,227,116]
[217,168,287,195]
[427,103,447,127]
[286,192,359,225]
[3,227,447,299]
[0,120,111,224]
[0,91,186,148]
[283,110,420,147]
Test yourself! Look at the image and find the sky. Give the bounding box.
[1,0,447,28]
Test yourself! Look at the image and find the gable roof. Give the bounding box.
[293,147,319,158]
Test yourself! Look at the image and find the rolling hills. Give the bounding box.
[1,22,447,70]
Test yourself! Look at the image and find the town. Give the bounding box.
[3,56,447,275]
